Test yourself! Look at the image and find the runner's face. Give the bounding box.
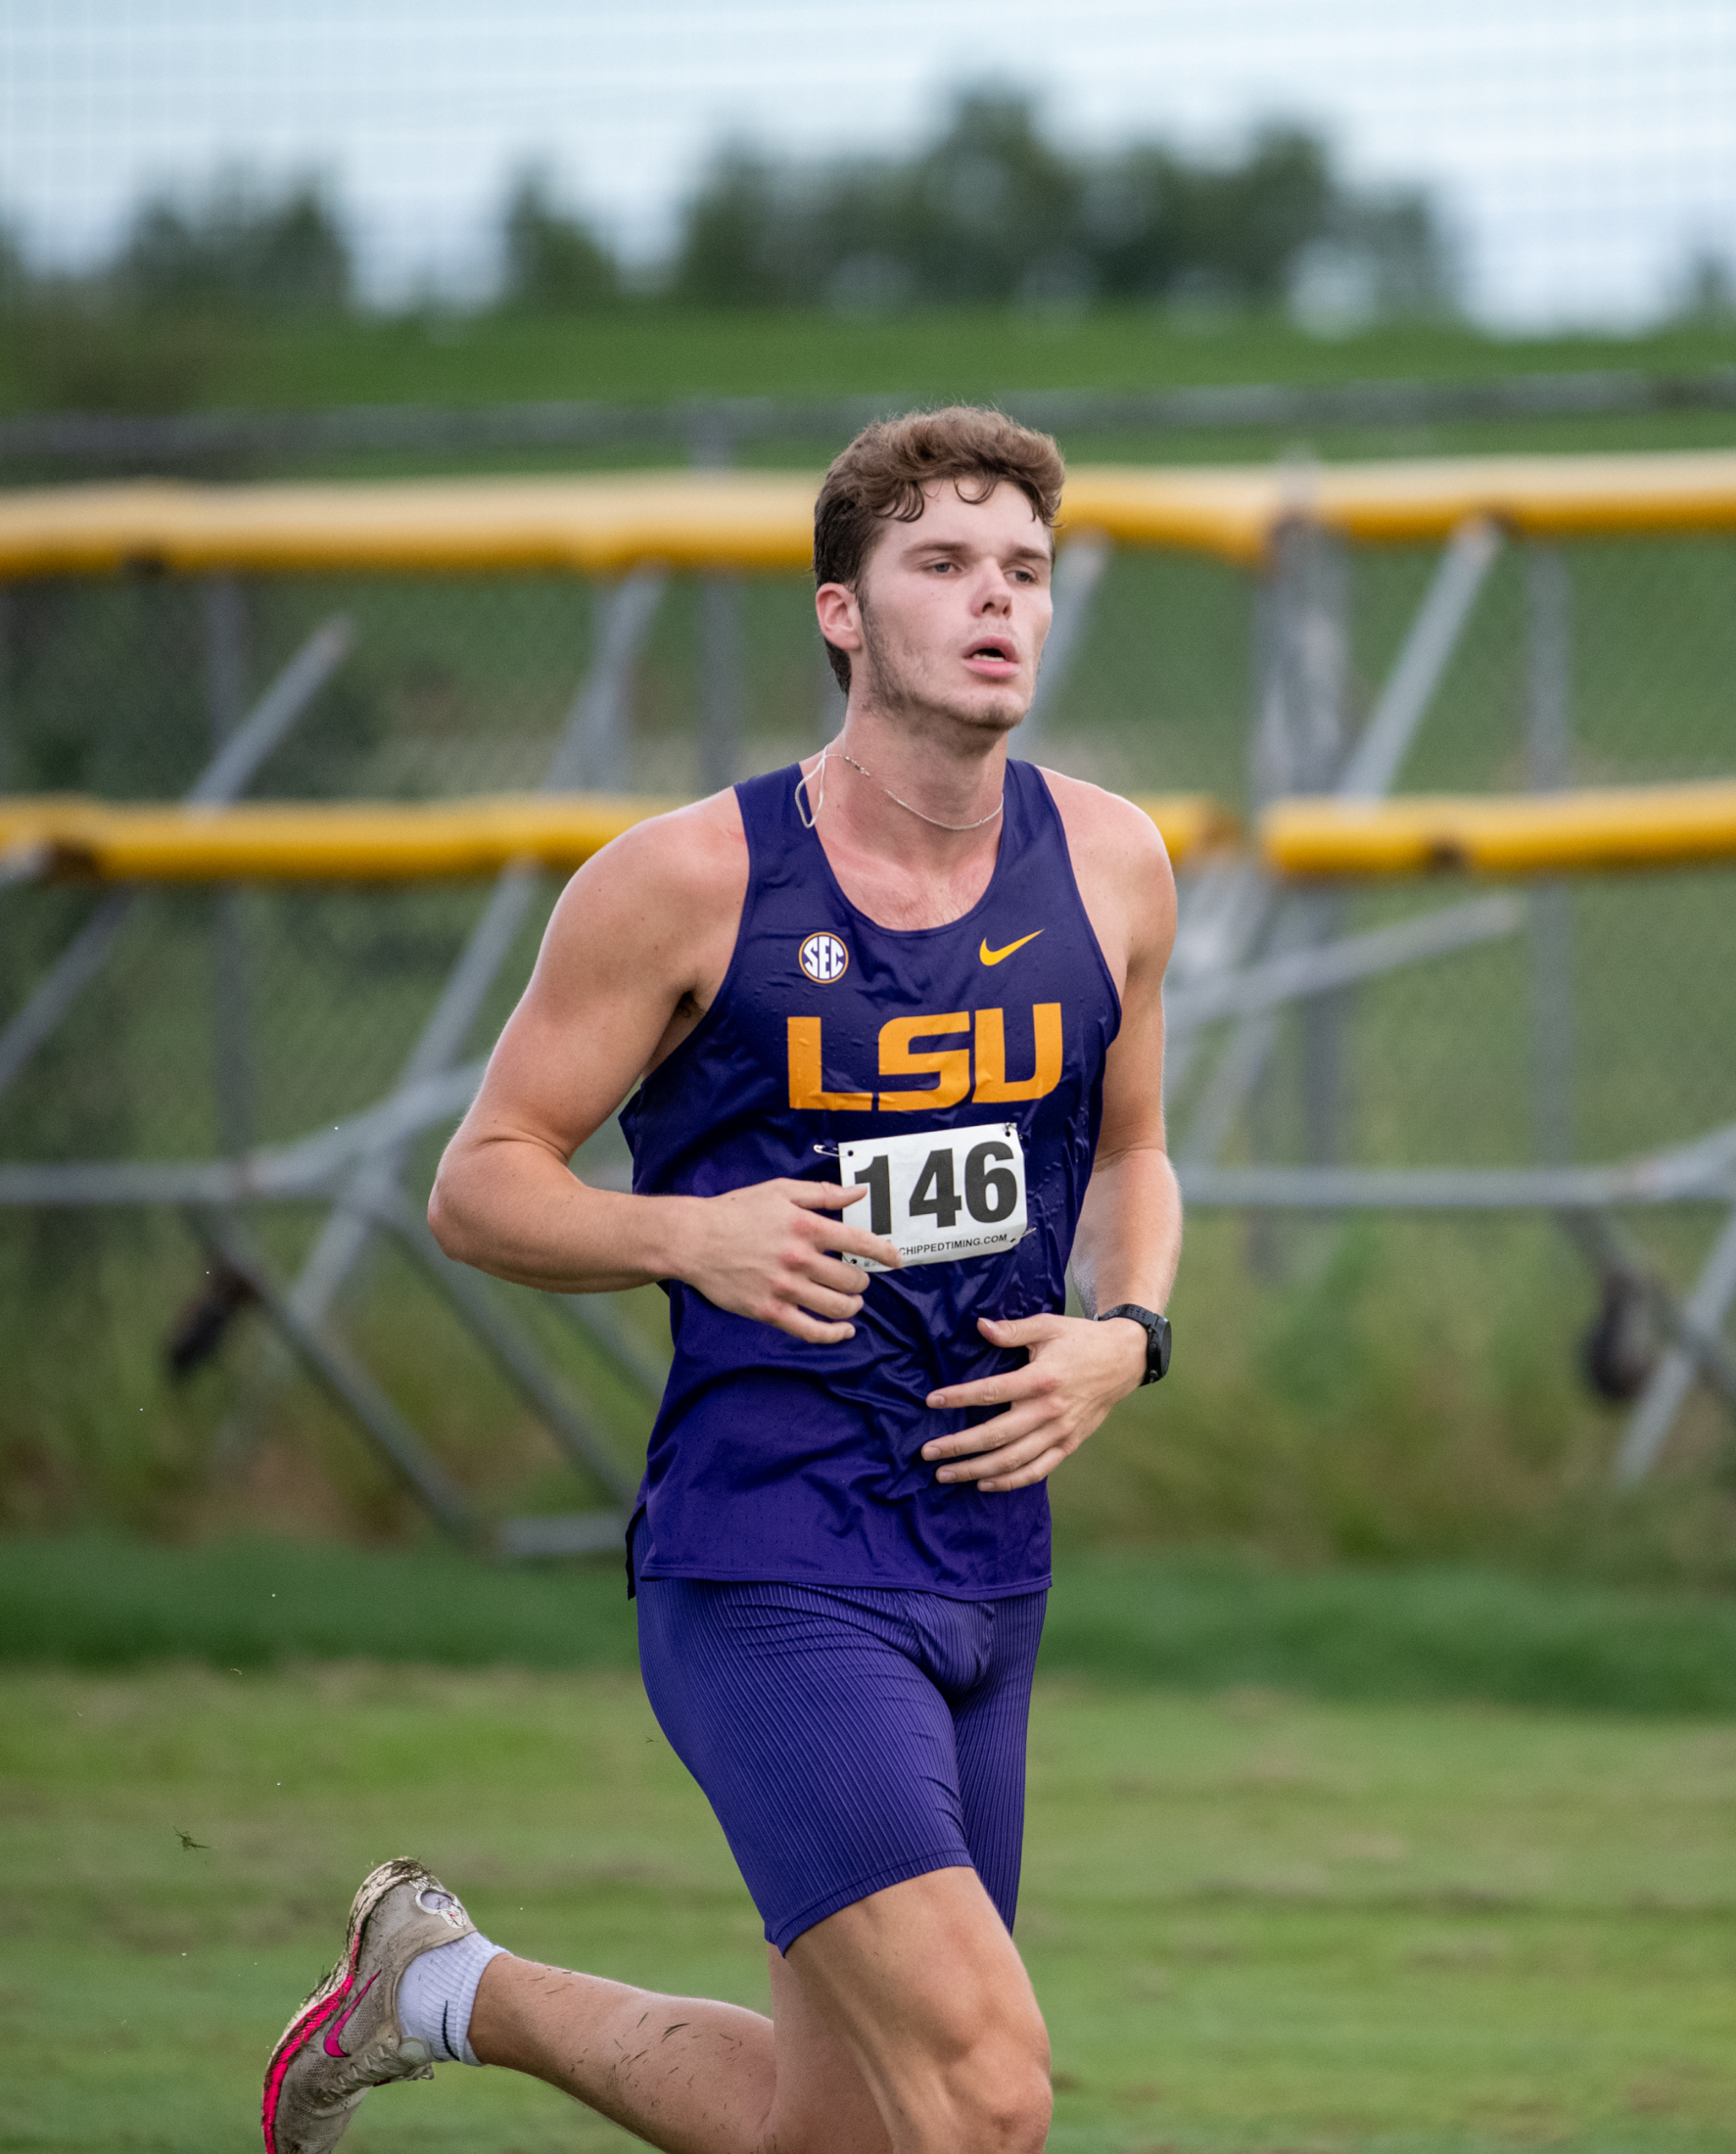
[847,482,1055,735]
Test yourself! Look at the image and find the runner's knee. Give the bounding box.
[921,1996,1051,2154]
[944,2025,1053,2154]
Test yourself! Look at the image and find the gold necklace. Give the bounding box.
[795,745,1005,833]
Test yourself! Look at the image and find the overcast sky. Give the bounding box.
[3,0,1734,326]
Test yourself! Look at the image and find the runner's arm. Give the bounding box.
[920,791,1179,1488]
[428,800,899,1340]
[1065,814,1181,1321]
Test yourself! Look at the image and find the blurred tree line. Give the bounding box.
[0,170,354,321]
[664,94,1451,320]
[0,91,1458,404]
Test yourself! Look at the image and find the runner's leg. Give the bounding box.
[467,1862,1048,2154]
[467,1571,1052,2150]
[778,1863,1051,2154]
[948,1590,1047,1928]
[467,1956,780,2153]
[634,1575,988,1949]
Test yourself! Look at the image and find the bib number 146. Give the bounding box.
[836,1123,1027,1271]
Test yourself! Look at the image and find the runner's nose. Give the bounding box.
[972,569,1014,615]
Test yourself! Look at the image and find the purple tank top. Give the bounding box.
[620,758,1121,1596]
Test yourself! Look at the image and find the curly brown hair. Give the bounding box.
[813,405,1065,690]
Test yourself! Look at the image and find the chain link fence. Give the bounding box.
[1,486,1732,1536]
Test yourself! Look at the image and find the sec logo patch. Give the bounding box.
[799,931,850,984]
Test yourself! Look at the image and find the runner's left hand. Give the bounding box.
[919,1313,1149,1493]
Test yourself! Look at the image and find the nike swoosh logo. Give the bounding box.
[979,930,1043,966]
[324,1972,378,2058]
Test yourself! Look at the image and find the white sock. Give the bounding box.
[398,1930,507,2066]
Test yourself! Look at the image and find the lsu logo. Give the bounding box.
[798,932,850,984]
[787,1007,1063,1111]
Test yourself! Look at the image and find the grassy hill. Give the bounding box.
[4,304,1735,467]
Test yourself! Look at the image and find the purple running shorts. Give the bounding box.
[634,1556,1047,1954]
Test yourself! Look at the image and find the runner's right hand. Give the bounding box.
[680,1179,902,1343]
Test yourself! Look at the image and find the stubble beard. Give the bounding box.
[854,595,1031,747]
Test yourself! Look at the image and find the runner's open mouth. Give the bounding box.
[968,640,1014,662]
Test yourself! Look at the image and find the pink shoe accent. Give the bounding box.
[259,1860,450,2153]
[322,1972,378,2059]
[260,1915,367,2150]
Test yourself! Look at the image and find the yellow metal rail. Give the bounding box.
[1261,779,1736,878]
[4,448,1736,577]
[1073,450,1736,563]
[0,791,1241,882]
[7,779,1735,883]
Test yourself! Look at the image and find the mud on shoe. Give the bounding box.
[261,1857,475,2154]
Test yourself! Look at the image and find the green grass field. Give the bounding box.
[6,302,1735,411]
[6,1655,1736,2154]
[15,1536,1736,1714]
[9,1541,1736,2150]
[6,304,1736,470]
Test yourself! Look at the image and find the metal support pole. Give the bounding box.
[1181,515,1500,1168]
[552,1288,671,1399]
[1243,1034,1285,1279]
[1299,897,1347,1170]
[1226,529,1322,1269]
[1253,519,1348,804]
[1165,896,1522,1035]
[1244,521,1349,1264]
[691,411,742,793]
[1161,863,1272,1100]
[1616,1207,1736,1483]
[1337,518,1503,800]
[186,1206,481,1546]
[1295,531,1350,1174]
[18,1103,1730,1214]
[700,576,742,793]
[202,576,248,744]
[0,892,133,1110]
[0,1058,488,1206]
[1559,1208,1736,1413]
[365,1185,634,1507]
[1526,546,1573,1167]
[207,574,665,1512]
[0,615,352,1105]
[204,577,252,1156]
[204,577,665,1479]
[185,617,355,809]
[281,569,666,1335]
[1181,902,1320,1169]
[1017,535,1112,753]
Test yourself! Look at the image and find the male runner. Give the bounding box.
[262,405,1181,2154]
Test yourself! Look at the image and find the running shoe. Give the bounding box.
[261,1856,475,2154]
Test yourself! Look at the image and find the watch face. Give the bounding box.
[1103,1304,1169,1381]
[1150,1315,1172,1381]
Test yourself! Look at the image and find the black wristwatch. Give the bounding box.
[1097,1303,1171,1383]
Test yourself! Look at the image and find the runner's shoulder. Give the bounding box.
[1036,767,1175,889]
[572,786,748,911]
[539,789,747,996]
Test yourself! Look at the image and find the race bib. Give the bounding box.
[837,1123,1027,1271]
